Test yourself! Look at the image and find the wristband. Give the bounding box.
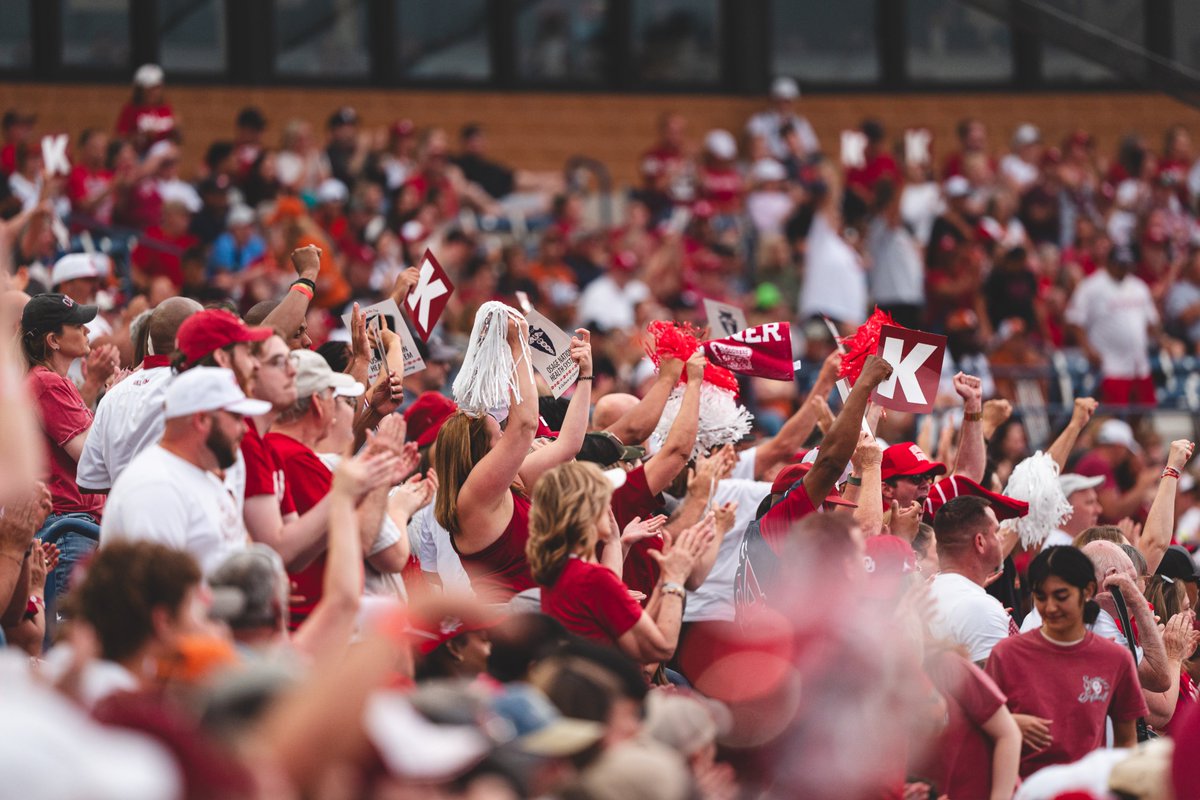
[292,277,317,292]
[290,282,314,300]
[963,411,983,422]
[846,475,863,486]
[661,582,686,600]
[1163,466,1181,480]
[576,375,593,382]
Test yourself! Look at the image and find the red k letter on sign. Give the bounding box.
[871,325,946,414]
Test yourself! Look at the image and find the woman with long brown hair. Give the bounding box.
[432,307,592,602]
[527,461,708,664]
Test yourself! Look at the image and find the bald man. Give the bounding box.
[77,297,202,492]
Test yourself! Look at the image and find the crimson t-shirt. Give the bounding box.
[986,630,1147,778]
[917,650,1007,800]
[541,557,643,645]
[241,422,295,514]
[611,465,667,598]
[27,366,104,518]
[264,431,331,628]
[759,482,818,554]
[66,164,115,227]
[115,103,177,147]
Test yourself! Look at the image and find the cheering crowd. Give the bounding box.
[5,65,1200,799]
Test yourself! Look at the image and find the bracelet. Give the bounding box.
[963,411,983,422]
[1163,466,1181,480]
[576,375,593,382]
[661,581,686,600]
[290,282,314,300]
[291,277,317,292]
[846,475,863,486]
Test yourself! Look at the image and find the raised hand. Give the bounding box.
[858,354,894,388]
[952,372,982,411]
[1070,397,1098,429]
[367,371,404,416]
[1168,439,1196,472]
[349,303,369,365]
[290,244,321,283]
[982,399,1012,438]
[621,514,667,547]
[569,328,593,376]
[713,501,738,535]
[685,349,707,382]
[852,428,883,471]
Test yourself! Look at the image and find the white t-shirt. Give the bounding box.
[77,365,173,491]
[866,216,924,306]
[1064,270,1158,379]
[999,154,1039,191]
[101,445,247,575]
[576,275,650,333]
[411,504,472,594]
[746,190,795,237]
[746,111,819,160]
[928,572,1013,663]
[899,181,943,246]
[799,212,867,325]
[730,447,758,482]
[685,478,773,622]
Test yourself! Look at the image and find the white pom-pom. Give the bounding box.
[650,384,753,461]
[1001,451,1073,550]
[452,301,528,418]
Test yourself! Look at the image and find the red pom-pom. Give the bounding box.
[643,320,740,396]
[838,308,898,385]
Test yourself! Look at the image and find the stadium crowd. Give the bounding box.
[4,65,1200,799]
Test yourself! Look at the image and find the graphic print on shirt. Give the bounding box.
[1078,675,1111,704]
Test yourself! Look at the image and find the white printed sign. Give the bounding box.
[840,130,867,168]
[524,309,579,398]
[341,299,426,381]
[703,298,748,338]
[41,134,70,176]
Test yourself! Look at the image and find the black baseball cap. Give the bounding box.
[328,106,358,129]
[1156,545,1200,583]
[577,431,645,466]
[21,293,98,335]
[236,106,266,131]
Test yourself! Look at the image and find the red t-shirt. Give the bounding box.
[27,366,104,518]
[699,166,744,214]
[759,482,818,554]
[452,489,534,603]
[541,557,643,645]
[611,465,666,598]
[986,630,1147,778]
[115,103,177,147]
[918,650,1007,800]
[130,227,201,289]
[241,422,295,514]
[66,164,115,227]
[265,432,330,628]
[846,153,901,195]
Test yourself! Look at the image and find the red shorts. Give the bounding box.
[1100,376,1155,406]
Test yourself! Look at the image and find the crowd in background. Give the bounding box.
[5,65,1200,799]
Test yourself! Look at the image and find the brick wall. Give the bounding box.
[7,82,1200,185]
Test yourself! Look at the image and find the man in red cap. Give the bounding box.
[880,442,947,513]
[734,355,892,625]
[175,307,271,393]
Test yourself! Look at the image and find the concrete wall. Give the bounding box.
[7,82,1200,185]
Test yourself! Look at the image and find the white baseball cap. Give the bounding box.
[51,253,108,286]
[1012,123,1041,147]
[164,367,271,420]
[1059,473,1104,498]
[316,178,349,204]
[770,76,800,100]
[751,158,787,183]
[226,204,256,228]
[704,129,737,161]
[133,63,164,88]
[944,175,972,198]
[292,349,365,400]
[1096,419,1142,454]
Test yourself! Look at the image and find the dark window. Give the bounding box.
[63,0,131,71]
[274,0,369,78]
[771,1,879,83]
[631,0,721,84]
[396,1,491,81]
[906,0,1013,83]
[1171,0,1200,73]
[159,0,226,74]
[0,0,32,70]
[1040,0,1143,82]
[515,0,608,83]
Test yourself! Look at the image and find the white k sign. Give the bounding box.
[41,134,70,177]
[405,249,454,341]
[870,325,946,414]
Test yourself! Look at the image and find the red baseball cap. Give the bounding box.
[769,463,857,508]
[880,443,947,482]
[409,611,501,656]
[176,309,272,365]
[863,535,918,599]
[404,392,457,448]
[923,475,1030,522]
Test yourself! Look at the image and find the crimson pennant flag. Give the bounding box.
[701,322,796,381]
[405,249,455,341]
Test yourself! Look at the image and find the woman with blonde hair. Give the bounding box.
[432,308,592,602]
[529,460,710,663]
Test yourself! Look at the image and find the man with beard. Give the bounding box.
[101,367,269,574]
